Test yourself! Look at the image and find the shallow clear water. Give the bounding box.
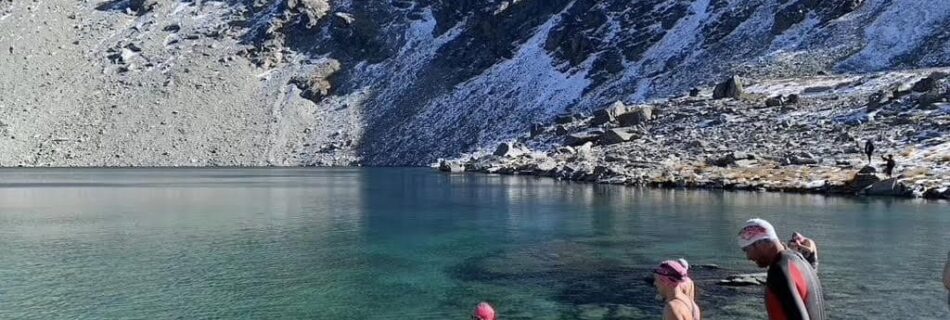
[0,168,947,319]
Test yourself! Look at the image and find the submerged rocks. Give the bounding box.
[713,75,744,100]
[719,273,767,286]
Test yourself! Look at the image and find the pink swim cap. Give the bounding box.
[473,302,496,320]
[654,260,689,282]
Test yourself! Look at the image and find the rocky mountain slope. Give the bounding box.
[0,0,948,166]
[441,69,950,199]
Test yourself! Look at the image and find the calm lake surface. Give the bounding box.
[0,168,947,319]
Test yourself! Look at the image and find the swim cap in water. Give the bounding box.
[473,302,496,320]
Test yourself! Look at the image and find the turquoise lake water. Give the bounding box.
[0,168,947,319]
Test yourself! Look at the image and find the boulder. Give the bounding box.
[129,0,158,15]
[765,96,784,107]
[713,75,744,99]
[600,128,635,145]
[845,166,882,193]
[530,123,545,137]
[923,187,950,200]
[863,177,909,197]
[918,89,946,107]
[565,130,604,146]
[554,125,569,135]
[556,146,576,154]
[575,142,594,155]
[617,106,654,126]
[493,142,527,157]
[591,101,628,125]
[857,165,877,174]
[707,151,753,167]
[786,94,800,104]
[439,161,465,173]
[289,0,332,27]
[534,158,558,173]
[554,114,574,124]
[786,152,819,165]
[289,59,341,103]
[911,77,935,93]
[867,90,890,110]
[689,87,700,97]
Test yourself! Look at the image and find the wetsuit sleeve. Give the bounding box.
[767,259,810,320]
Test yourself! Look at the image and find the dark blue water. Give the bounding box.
[0,168,947,319]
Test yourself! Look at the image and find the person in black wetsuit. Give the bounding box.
[864,140,874,164]
[739,219,825,320]
[882,155,896,177]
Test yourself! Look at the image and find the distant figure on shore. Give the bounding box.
[943,251,950,311]
[473,302,496,320]
[882,154,896,177]
[864,140,875,164]
[788,232,819,270]
[738,219,825,320]
[653,260,701,320]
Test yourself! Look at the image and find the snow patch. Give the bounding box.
[409,1,592,147]
[839,0,950,71]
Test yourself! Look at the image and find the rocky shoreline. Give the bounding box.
[438,69,950,200]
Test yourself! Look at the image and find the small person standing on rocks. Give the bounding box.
[738,219,825,320]
[882,154,896,177]
[864,140,875,164]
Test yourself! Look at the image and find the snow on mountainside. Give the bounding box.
[0,0,947,166]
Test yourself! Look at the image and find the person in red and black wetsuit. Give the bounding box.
[738,219,825,320]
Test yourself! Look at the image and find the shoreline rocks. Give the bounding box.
[437,70,950,200]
